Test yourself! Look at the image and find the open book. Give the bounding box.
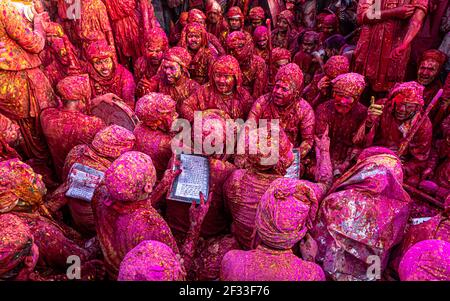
[65,163,105,203]
[167,154,210,204]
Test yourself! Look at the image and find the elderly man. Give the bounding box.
[416,49,447,106]
[226,31,268,99]
[248,63,315,161]
[86,40,136,109]
[315,73,367,176]
[136,46,201,113]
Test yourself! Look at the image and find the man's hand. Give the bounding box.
[314,124,330,155]
[393,5,416,19]
[367,97,384,125]
[317,76,331,92]
[0,42,6,63]
[391,42,409,60]
[189,189,213,229]
[161,154,182,186]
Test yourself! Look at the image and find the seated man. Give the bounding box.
[133,27,169,83]
[86,40,136,110]
[315,72,367,176]
[136,47,201,113]
[248,64,315,163]
[226,31,268,99]
[180,55,253,122]
[355,82,433,185]
[40,75,105,179]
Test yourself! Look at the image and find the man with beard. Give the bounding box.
[252,26,269,63]
[315,73,367,176]
[136,47,201,113]
[179,22,216,85]
[248,63,315,161]
[180,55,254,122]
[355,81,432,185]
[134,27,169,83]
[226,31,268,99]
[86,40,136,110]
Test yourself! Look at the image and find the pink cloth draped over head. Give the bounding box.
[248,6,265,20]
[324,55,350,79]
[135,93,177,128]
[399,240,450,281]
[188,8,207,24]
[226,30,254,58]
[0,213,35,279]
[332,72,366,99]
[209,55,243,89]
[91,125,135,159]
[86,39,116,63]
[144,27,169,51]
[277,10,295,28]
[105,151,156,202]
[56,74,92,101]
[256,178,320,250]
[389,81,425,106]
[275,63,304,97]
[180,22,209,50]
[253,26,268,41]
[162,47,192,75]
[226,6,244,21]
[118,240,184,281]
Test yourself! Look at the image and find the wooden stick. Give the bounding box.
[403,183,444,209]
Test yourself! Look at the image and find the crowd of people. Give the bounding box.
[0,0,449,281]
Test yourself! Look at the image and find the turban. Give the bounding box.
[399,240,450,281]
[56,74,91,101]
[180,22,208,49]
[420,49,447,68]
[248,6,265,20]
[145,27,169,50]
[323,13,338,27]
[105,151,157,202]
[272,47,291,62]
[226,6,244,20]
[236,127,294,175]
[226,30,247,46]
[210,55,243,89]
[163,47,192,72]
[389,81,425,106]
[188,8,206,24]
[91,125,136,159]
[86,40,115,62]
[135,93,177,127]
[253,26,268,40]
[324,55,350,79]
[256,178,320,250]
[118,240,184,281]
[332,72,366,98]
[206,0,222,14]
[275,63,304,96]
[0,159,46,213]
[0,214,34,278]
[277,10,294,26]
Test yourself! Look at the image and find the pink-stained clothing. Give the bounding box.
[221,245,325,281]
[40,108,105,178]
[239,54,268,100]
[311,147,411,281]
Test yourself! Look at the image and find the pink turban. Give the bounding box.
[275,63,304,96]
[163,47,192,73]
[206,0,222,14]
[256,178,320,249]
[118,240,184,281]
[180,22,209,49]
[272,47,291,62]
[0,213,34,278]
[56,74,91,101]
[226,6,244,21]
[248,6,265,20]
[253,26,268,40]
[324,55,350,79]
[145,27,169,51]
[420,49,447,69]
[86,40,115,62]
[277,10,295,25]
[91,125,136,159]
[389,81,425,106]
[399,240,450,281]
[105,151,156,202]
[332,72,366,98]
[188,8,206,24]
[135,93,177,127]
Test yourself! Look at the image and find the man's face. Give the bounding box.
[214,72,235,94]
[93,57,114,78]
[393,95,419,121]
[228,17,242,30]
[145,45,164,65]
[273,80,295,106]
[276,18,289,31]
[255,34,268,49]
[187,31,202,51]
[333,91,356,114]
[161,59,182,84]
[207,11,219,24]
[229,41,247,61]
[274,59,289,75]
[417,59,440,86]
[302,36,316,53]
[322,23,335,36]
[251,18,263,29]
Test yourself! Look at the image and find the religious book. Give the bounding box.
[65,163,105,203]
[284,149,301,179]
[167,154,210,204]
